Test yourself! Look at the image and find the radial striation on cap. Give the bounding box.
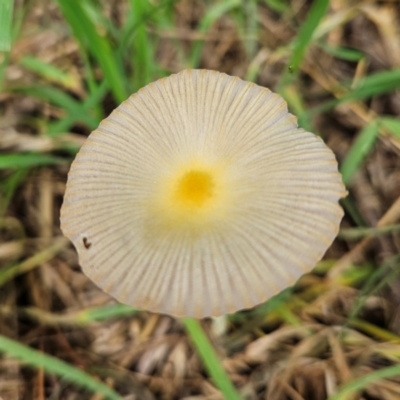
[60,69,346,318]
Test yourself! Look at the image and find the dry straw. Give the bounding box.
[60,69,346,318]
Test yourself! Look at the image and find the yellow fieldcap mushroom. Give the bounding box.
[60,69,346,318]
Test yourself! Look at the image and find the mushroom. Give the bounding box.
[60,69,346,318]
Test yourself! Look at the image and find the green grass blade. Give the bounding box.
[289,0,330,68]
[0,0,24,91]
[0,335,122,400]
[17,85,99,129]
[340,121,379,186]
[20,56,78,89]
[46,80,108,136]
[189,0,241,68]
[0,0,14,51]
[243,0,258,58]
[280,85,314,132]
[83,79,109,110]
[55,0,127,103]
[279,0,330,88]
[263,0,287,13]
[0,153,65,169]
[46,115,77,136]
[82,0,119,40]
[244,288,293,322]
[119,0,177,58]
[328,364,400,400]
[355,68,400,89]
[129,0,155,91]
[276,304,302,326]
[0,51,11,92]
[317,42,364,62]
[379,117,400,139]
[0,168,28,216]
[341,197,366,227]
[183,318,241,400]
[309,68,400,116]
[77,304,138,324]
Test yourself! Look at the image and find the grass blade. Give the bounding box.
[20,56,78,90]
[280,85,314,132]
[0,0,14,51]
[81,0,119,41]
[379,116,400,139]
[0,335,122,400]
[128,0,156,91]
[0,1,25,91]
[279,0,330,88]
[243,0,258,59]
[0,168,28,217]
[189,0,241,68]
[17,85,99,129]
[341,197,366,227]
[328,364,400,400]
[340,120,379,186]
[119,0,177,57]
[0,153,65,169]
[183,318,241,400]
[317,42,364,62]
[46,115,78,137]
[263,0,287,13]
[55,0,127,103]
[309,68,400,116]
[46,80,109,136]
[77,304,138,324]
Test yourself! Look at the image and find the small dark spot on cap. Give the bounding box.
[83,237,91,249]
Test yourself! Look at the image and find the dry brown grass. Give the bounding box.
[1,0,400,399]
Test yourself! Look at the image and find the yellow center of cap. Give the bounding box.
[147,159,236,234]
[175,170,214,208]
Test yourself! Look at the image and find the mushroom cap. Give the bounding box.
[60,69,346,318]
